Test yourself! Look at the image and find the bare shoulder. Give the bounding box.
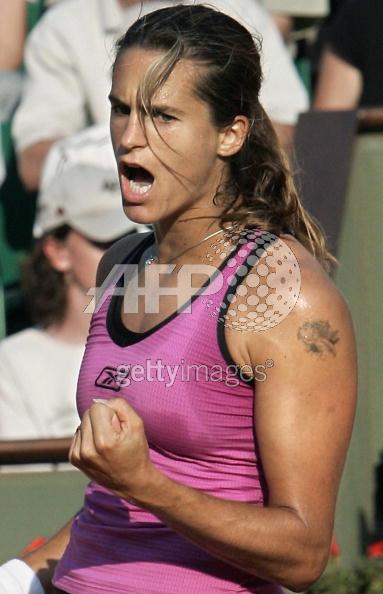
[281,234,354,353]
[241,233,356,366]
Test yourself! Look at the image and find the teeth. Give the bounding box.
[129,180,152,195]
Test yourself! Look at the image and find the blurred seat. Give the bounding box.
[293,109,358,256]
[294,109,383,563]
[334,129,383,564]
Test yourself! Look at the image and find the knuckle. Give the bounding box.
[95,436,112,453]
[69,451,80,467]
[133,416,144,431]
[80,444,96,462]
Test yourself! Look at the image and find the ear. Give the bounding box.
[42,235,72,273]
[217,115,250,158]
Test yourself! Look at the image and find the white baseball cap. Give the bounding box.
[33,125,148,240]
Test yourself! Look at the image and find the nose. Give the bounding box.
[120,111,146,151]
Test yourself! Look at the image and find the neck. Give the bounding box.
[47,283,92,345]
[151,198,243,265]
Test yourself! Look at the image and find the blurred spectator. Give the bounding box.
[0,125,145,440]
[316,0,349,40]
[270,14,293,42]
[310,0,347,91]
[12,0,308,191]
[314,0,383,109]
[261,0,329,40]
[326,0,347,17]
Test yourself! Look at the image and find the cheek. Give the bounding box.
[152,129,216,179]
[72,247,103,290]
[110,118,124,153]
[183,124,218,164]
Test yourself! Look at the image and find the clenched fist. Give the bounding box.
[69,398,157,501]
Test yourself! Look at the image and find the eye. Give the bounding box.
[110,103,130,116]
[151,109,175,123]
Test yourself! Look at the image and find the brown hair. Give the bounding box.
[114,5,335,270]
[21,225,71,328]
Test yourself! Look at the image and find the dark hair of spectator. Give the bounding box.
[114,4,335,269]
[21,225,71,328]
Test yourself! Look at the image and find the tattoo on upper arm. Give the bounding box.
[297,320,340,356]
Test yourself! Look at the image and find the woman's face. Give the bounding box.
[63,231,105,293]
[44,230,104,294]
[110,47,229,227]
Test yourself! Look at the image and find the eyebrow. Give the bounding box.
[108,93,126,104]
[108,94,186,117]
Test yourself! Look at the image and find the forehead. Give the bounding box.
[112,46,204,105]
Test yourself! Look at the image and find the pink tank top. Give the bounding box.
[53,231,283,594]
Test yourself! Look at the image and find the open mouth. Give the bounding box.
[121,163,154,195]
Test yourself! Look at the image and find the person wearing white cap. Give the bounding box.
[0,126,145,441]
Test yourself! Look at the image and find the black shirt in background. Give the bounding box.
[329,0,347,15]
[326,0,383,107]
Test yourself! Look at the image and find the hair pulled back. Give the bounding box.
[114,5,335,269]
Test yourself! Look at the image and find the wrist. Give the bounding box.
[129,466,197,518]
[127,464,172,508]
[0,559,45,594]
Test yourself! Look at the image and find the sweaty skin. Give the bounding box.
[68,46,357,590]
[25,44,356,593]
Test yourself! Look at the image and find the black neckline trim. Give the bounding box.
[107,233,246,347]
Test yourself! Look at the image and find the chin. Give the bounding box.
[122,203,186,230]
[122,204,158,226]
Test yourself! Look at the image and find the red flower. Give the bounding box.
[330,536,341,557]
[367,540,383,557]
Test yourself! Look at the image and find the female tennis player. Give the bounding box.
[0,5,356,594]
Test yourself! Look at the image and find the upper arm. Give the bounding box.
[248,261,357,550]
[314,48,362,110]
[18,139,58,192]
[315,0,365,111]
[0,0,26,70]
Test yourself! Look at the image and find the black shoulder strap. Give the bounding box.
[96,231,153,288]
